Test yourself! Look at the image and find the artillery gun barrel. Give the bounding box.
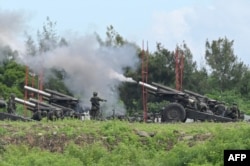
[29,98,60,110]
[42,96,50,101]
[24,86,51,97]
[147,89,157,95]
[14,97,36,107]
[138,81,158,91]
[184,89,205,98]
[14,97,51,112]
[50,103,75,112]
[151,82,182,94]
[26,106,36,112]
[44,89,78,101]
[138,81,182,95]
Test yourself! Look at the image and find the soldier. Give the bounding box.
[7,93,16,114]
[229,103,240,119]
[90,92,107,120]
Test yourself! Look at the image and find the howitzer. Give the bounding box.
[183,89,245,120]
[24,85,83,112]
[49,102,81,119]
[0,97,33,121]
[14,97,56,113]
[28,98,66,121]
[24,85,51,97]
[184,89,224,105]
[14,97,37,112]
[15,97,65,121]
[138,81,189,103]
[183,89,206,99]
[14,97,36,107]
[138,81,240,123]
[29,98,62,110]
[24,86,78,101]
[183,89,210,112]
[151,82,183,94]
[184,89,226,113]
[184,89,217,105]
[44,88,78,101]
[138,81,185,97]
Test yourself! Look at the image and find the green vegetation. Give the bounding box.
[1,120,250,165]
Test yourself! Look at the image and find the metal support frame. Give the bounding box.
[175,47,184,91]
[141,41,149,122]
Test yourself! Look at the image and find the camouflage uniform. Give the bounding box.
[90,92,106,120]
[7,94,16,114]
[229,103,239,119]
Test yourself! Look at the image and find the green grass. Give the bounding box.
[1,120,250,166]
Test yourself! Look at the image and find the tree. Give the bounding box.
[37,17,59,53]
[0,45,18,61]
[25,34,37,56]
[205,37,247,91]
[240,70,250,97]
[152,43,175,85]
[105,25,125,47]
[178,42,200,91]
[154,42,201,92]
[0,60,25,99]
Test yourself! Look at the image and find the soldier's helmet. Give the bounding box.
[93,92,98,96]
[10,93,15,98]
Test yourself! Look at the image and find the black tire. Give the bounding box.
[214,105,226,116]
[161,103,186,123]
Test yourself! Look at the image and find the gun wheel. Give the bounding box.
[161,103,186,123]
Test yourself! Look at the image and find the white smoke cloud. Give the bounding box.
[0,9,27,55]
[21,34,139,116]
[0,8,139,116]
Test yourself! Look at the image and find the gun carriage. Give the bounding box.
[138,81,244,123]
[12,86,89,121]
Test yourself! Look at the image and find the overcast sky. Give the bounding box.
[1,0,250,66]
